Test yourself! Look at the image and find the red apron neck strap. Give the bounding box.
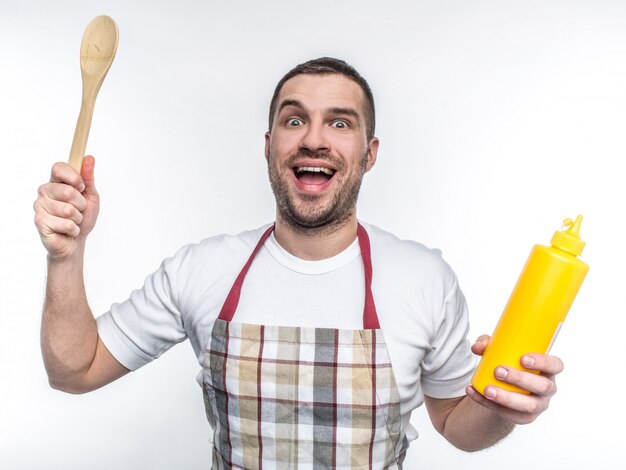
[357,223,380,329]
[217,225,274,322]
[217,223,381,329]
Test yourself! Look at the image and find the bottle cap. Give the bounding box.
[551,215,586,256]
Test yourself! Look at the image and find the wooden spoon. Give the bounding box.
[68,16,119,172]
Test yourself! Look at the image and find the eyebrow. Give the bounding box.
[277,99,361,123]
[277,99,306,114]
[328,107,360,121]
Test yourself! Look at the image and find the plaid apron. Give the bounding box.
[203,224,408,469]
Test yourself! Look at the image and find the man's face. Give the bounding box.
[265,74,378,232]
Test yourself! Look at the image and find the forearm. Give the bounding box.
[41,244,98,392]
[442,395,515,451]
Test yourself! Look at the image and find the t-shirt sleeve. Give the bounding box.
[96,247,190,371]
[420,275,476,398]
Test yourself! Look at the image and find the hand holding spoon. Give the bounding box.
[68,16,119,172]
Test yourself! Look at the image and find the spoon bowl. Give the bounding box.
[68,16,119,172]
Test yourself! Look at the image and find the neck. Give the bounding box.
[273,213,359,261]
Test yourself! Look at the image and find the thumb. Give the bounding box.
[80,155,97,193]
[471,334,491,356]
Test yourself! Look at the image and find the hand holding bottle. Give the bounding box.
[465,335,564,425]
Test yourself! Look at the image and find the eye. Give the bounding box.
[287,118,303,127]
[331,120,349,129]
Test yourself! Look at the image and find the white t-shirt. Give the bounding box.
[96,221,475,443]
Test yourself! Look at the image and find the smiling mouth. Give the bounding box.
[294,166,336,185]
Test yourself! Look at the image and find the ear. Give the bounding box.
[364,137,379,172]
[264,131,271,162]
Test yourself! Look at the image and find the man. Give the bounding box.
[34,57,563,468]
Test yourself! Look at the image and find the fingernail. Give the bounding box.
[466,386,475,396]
[522,356,535,368]
[78,183,85,192]
[495,367,508,380]
[485,387,497,399]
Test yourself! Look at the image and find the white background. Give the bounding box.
[1,0,625,468]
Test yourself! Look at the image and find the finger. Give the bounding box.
[466,385,510,415]
[481,384,549,417]
[520,354,564,376]
[465,385,538,425]
[50,162,85,192]
[37,198,84,226]
[494,366,557,397]
[38,182,87,211]
[38,213,81,238]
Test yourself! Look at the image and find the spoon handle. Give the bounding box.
[68,90,96,172]
[68,77,98,173]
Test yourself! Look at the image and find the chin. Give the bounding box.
[280,204,355,233]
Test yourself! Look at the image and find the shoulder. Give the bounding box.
[160,224,272,290]
[361,221,456,281]
[158,224,273,312]
[361,221,461,315]
[167,224,272,267]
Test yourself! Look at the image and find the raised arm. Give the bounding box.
[34,156,128,393]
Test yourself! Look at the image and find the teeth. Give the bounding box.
[296,166,335,175]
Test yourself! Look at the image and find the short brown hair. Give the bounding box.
[268,57,376,140]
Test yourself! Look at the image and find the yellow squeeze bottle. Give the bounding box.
[471,215,589,395]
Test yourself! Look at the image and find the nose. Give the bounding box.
[300,120,330,153]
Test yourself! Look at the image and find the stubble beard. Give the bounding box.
[268,150,369,235]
